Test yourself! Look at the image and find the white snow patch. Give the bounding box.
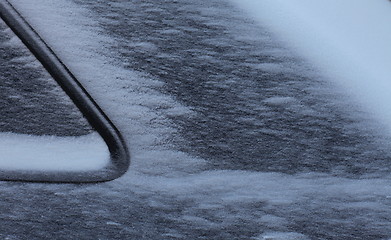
[256,232,310,240]
[106,221,122,226]
[263,96,296,106]
[128,41,159,52]
[0,132,109,171]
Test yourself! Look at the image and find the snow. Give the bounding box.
[263,96,296,106]
[4,0,391,238]
[0,132,109,171]
[256,231,310,240]
[228,0,391,133]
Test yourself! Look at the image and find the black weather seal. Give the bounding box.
[0,0,130,183]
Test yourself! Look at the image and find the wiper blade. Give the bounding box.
[0,0,130,183]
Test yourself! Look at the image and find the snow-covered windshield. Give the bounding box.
[1,0,391,239]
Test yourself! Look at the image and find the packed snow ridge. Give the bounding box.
[0,132,109,171]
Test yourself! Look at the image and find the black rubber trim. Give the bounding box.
[0,0,130,183]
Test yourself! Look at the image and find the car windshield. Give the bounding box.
[1,0,391,239]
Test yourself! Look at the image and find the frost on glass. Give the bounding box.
[0,18,109,172]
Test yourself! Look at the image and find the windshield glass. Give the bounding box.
[1,0,391,239]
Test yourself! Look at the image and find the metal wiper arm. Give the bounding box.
[0,0,130,183]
